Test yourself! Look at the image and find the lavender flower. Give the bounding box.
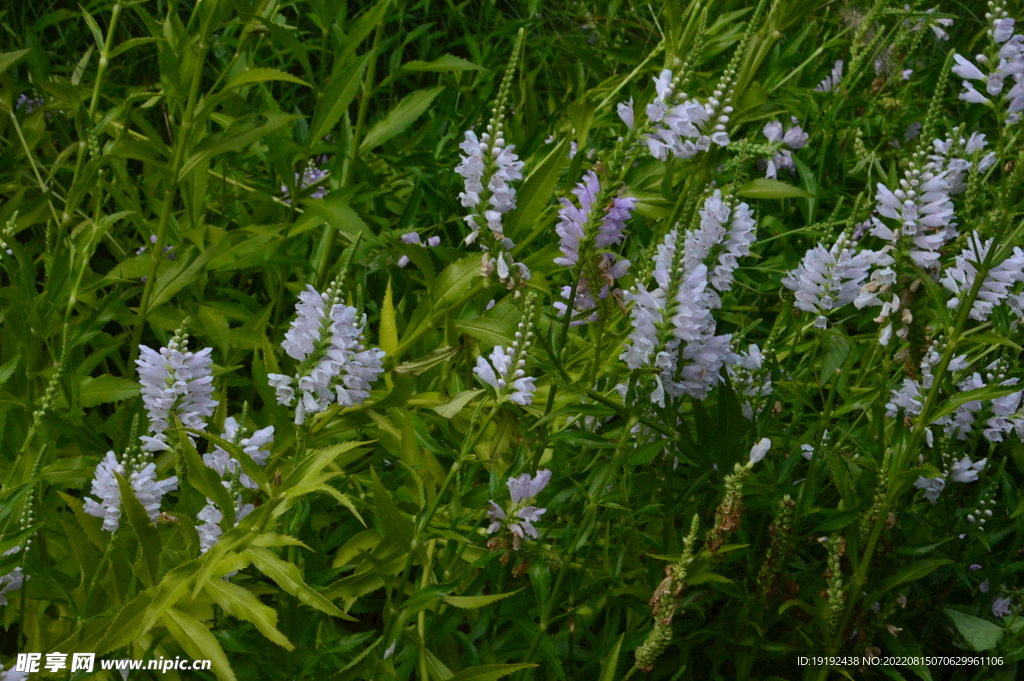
[397,231,442,268]
[473,303,536,406]
[985,389,1024,442]
[749,438,771,465]
[15,93,45,116]
[454,116,530,288]
[949,455,986,483]
[281,163,329,203]
[941,234,1024,321]
[204,417,274,490]
[759,118,808,179]
[640,68,734,161]
[783,231,892,329]
[0,549,25,608]
[914,476,946,504]
[621,214,739,406]
[553,171,636,323]
[951,12,1024,121]
[486,469,551,551]
[993,596,1014,618]
[815,60,844,93]
[726,343,773,419]
[135,328,218,452]
[83,451,178,532]
[197,498,255,554]
[267,282,385,425]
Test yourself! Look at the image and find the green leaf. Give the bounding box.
[246,546,355,620]
[394,346,459,375]
[223,67,310,91]
[505,139,569,240]
[360,86,444,152]
[79,375,140,407]
[403,54,485,72]
[281,441,370,498]
[881,559,954,591]
[443,588,523,609]
[176,418,235,526]
[927,383,1022,427]
[425,650,454,680]
[944,609,1004,651]
[598,634,624,681]
[113,471,162,587]
[308,55,370,145]
[108,37,160,59]
[448,665,538,681]
[737,178,816,199]
[434,389,485,419]
[162,606,237,681]
[300,199,377,243]
[179,113,299,179]
[819,329,851,387]
[203,579,294,650]
[566,101,595,149]
[380,277,398,358]
[371,466,415,551]
[0,49,30,78]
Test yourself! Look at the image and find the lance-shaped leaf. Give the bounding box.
[246,545,355,620]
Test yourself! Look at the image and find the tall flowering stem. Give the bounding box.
[454,29,530,291]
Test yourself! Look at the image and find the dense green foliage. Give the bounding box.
[2,0,1024,680]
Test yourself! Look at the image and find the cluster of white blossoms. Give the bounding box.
[83,450,178,533]
[940,233,1024,322]
[197,415,273,554]
[268,282,385,425]
[951,5,1024,123]
[636,68,734,161]
[621,190,758,405]
[197,499,255,555]
[474,300,536,406]
[454,122,531,290]
[203,416,274,490]
[486,469,551,551]
[915,454,986,504]
[725,343,774,420]
[135,329,218,452]
[930,133,997,195]
[759,118,809,179]
[783,230,892,330]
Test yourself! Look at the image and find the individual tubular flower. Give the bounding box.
[941,233,1024,322]
[815,60,844,92]
[749,437,772,464]
[454,33,530,290]
[397,231,442,268]
[135,326,218,452]
[783,230,892,329]
[485,469,551,551]
[474,296,537,405]
[267,280,385,425]
[281,162,329,203]
[553,171,636,324]
[758,117,809,179]
[985,389,1024,442]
